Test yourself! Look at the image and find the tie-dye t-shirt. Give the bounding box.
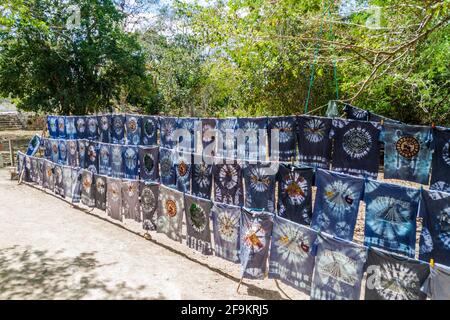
[421,263,450,300]
[141,116,158,146]
[47,116,58,138]
[85,116,98,141]
[211,202,241,263]
[240,208,274,279]
[140,181,159,231]
[122,145,138,179]
[311,234,367,300]
[364,248,428,300]
[85,141,98,174]
[64,116,77,139]
[268,216,317,295]
[159,147,176,187]
[296,116,332,169]
[243,161,277,212]
[75,116,87,140]
[126,114,142,145]
[57,116,66,139]
[77,139,88,169]
[93,174,107,211]
[191,155,213,198]
[382,123,432,184]
[430,127,450,192]
[236,117,268,161]
[277,164,314,225]
[343,104,369,121]
[331,119,381,179]
[98,143,111,176]
[50,139,59,164]
[111,114,125,144]
[81,169,95,207]
[138,146,159,181]
[122,179,141,222]
[62,166,74,199]
[176,117,199,153]
[157,185,184,242]
[110,145,124,178]
[106,177,122,221]
[184,193,213,255]
[311,169,364,241]
[268,116,297,162]
[159,117,177,149]
[97,115,111,143]
[43,159,55,191]
[58,139,67,165]
[201,118,217,156]
[66,140,78,167]
[419,189,450,267]
[54,164,65,197]
[213,160,244,206]
[216,118,237,158]
[364,180,420,258]
[175,152,192,193]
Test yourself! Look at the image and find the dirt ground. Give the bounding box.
[0,168,307,300]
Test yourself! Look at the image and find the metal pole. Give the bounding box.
[9,139,14,167]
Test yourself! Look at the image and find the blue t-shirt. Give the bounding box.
[159,147,176,187]
[125,114,142,145]
[211,202,241,263]
[111,114,125,144]
[123,145,138,179]
[141,116,159,146]
[268,116,297,161]
[430,127,450,192]
[138,146,159,181]
[243,161,276,212]
[97,115,111,143]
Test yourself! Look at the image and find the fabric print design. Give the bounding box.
[213,161,244,206]
[331,119,381,179]
[54,164,65,197]
[93,174,107,211]
[364,180,419,258]
[57,116,66,138]
[268,116,296,161]
[236,117,268,160]
[126,114,141,145]
[141,116,158,146]
[211,202,241,263]
[86,116,98,141]
[201,118,217,155]
[243,162,276,212]
[217,118,237,158]
[122,179,141,222]
[176,117,198,153]
[240,209,274,279]
[50,139,59,164]
[58,139,67,165]
[47,116,58,138]
[184,194,213,255]
[98,143,111,176]
[311,235,367,300]
[65,116,77,139]
[67,140,78,167]
[277,164,314,225]
[268,216,318,294]
[85,141,98,174]
[430,128,450,193]
[343,104,369,121]
[111,114,125,144]
[421,263,450,300]
[159,117,177,148]
[77,139,88,169]
[106,177,122,221]
[419,189,450,267]
[159,148,176,186]
[364,249,429,300]
[382,123,432,184]
[157,185,184,242]
[191,157,213,198]
[138,146,159,181]
[43,159,55,191]
[75,116,86,139]
[123,146,138,179]
[297,116,332,169]
[175,153,192,193]
[81,170,95,207]
[311,169,364,241]
[110,145,124,178]
[139,182,159,231]
[97,115,111,143]
[62,166,74,199]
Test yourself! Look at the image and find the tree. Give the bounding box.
[0,0,156,115]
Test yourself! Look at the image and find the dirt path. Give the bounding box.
[0,168,306,300]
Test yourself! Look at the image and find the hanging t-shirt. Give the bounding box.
[75,116,87,140]
[37,158,45,186]
[211,202,241,263]
[138,146,159,181]
[94,174,107,211]
[141,116,158,146]
[97,114,111,143]
[364,179,419,258]
[85,116,98,141]
[421,263,450,300]
[125,114,142,145]
[111,114,125,144]
[382,122,432,184]
[122,179,141,222]
[67,140,78,167]
[331,118,381,179]
[311,169,364,241]
[98,143,111,176]
[217,118,237,158]
[296,116,333,169]
[311,234,367,300]
[213,160,244,206]
[184,193,213,255]
[277,164,314,225]
[57,116,66,139]
[364,248,429,300]
[176,117,198,153]
[43,159,55,191]
[62,166,74,199]
[343,104,369,121]
[85,141,98,174]
[159,147,176,187]
[47,116,58,138]
[243,161,276,212]
[77,139,88,169]
[65,116,77,140]
[236,117,268,161]
[42,138,52,160]
[26,134,41,156]
[419,189,450,267]
[191,155,213,198]
[54,164,65,197]
[50,139,59,164]
[267,116,297,162]
[81,169,95,207]
[156,185,184,243]
[30,157,38,184]
[110,145,124,178]
[240,208,274,280]
[268,216,318,295]
[123,145,138,179]
[201,118,217,156]
[175,152,192,193]
[106,177,122,221]
[140,181,159,231]
[159,117,177,149]
[58,139,67,165]
[71,168,82,203]
[430,127,450,192]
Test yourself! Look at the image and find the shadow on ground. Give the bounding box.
[0,245,158,299]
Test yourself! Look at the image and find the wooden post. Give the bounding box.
[8,139,14,167]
